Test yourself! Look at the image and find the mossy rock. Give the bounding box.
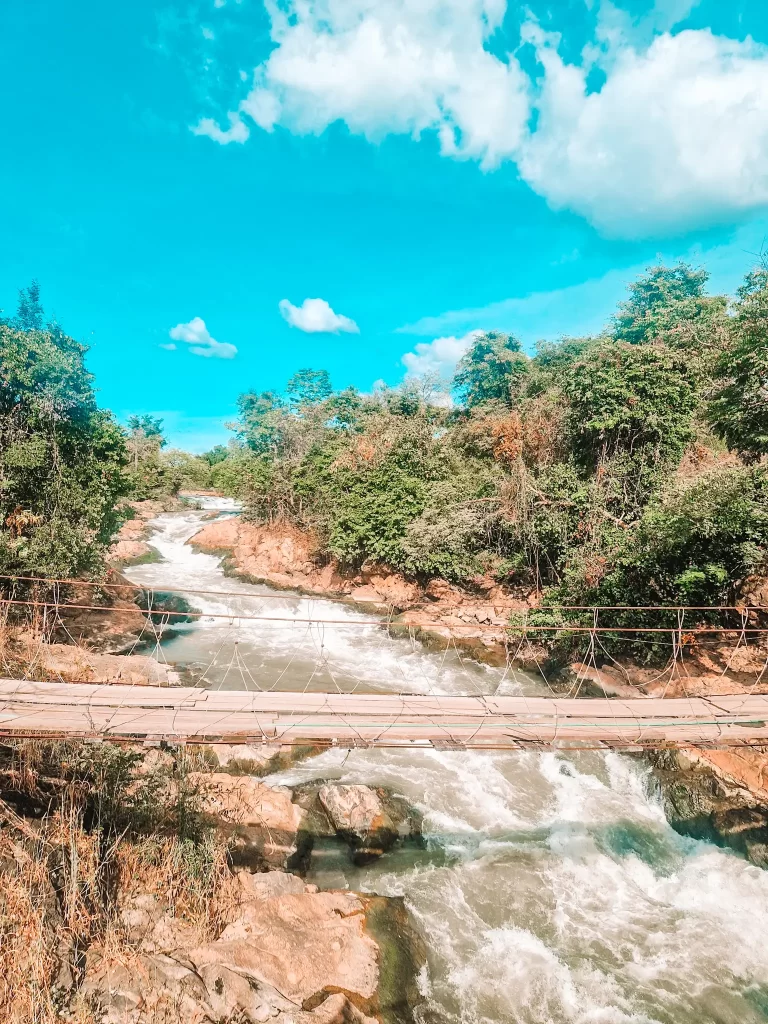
[365,895,427,1024]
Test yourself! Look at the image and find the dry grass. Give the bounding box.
[0,741,236,1023]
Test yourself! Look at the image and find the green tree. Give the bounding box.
[127,414,166,443]
[203,444,230,466]
[453,332,529,407]
[0,321,127,578]
[15,280,45,332]
[708,267,768,461]
[613,263,707,342]
[236,390,285,455]
[563,340,697,475]
[286,368,333,407]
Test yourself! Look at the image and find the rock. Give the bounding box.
[191,773,312,871]
[310,784,422,865]
[80,949,378,1024]
[207,742,279,773]
[649,748,768,868]
[109,538,154,565]
[205,742,325,777]
[108,501,174,566]
[16,638,179,686]
[81,883,390,1024]
[191,890,380,1007]
[235,868,310,900]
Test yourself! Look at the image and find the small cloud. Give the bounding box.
[169,316,237,359]
[278,297,359,334]
[159,342,177,351]
[401,331,481,378]
[192,113,249,145]
[214,0,226,7]
[202,26,215,40]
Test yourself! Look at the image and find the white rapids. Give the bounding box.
[125,498,768,1024]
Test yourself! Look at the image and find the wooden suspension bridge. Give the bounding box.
[1,679,768,750]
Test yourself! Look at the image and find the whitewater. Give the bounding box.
[125,499,768,1024]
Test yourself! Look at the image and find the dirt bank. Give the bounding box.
[189,515,534,666]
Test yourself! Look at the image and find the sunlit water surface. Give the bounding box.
[125,500,768,1024]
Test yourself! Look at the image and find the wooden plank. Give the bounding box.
[1,679,768,748]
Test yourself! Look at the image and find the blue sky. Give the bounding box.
[2,0,768,450]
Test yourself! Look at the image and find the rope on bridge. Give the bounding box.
[2,576,768,749]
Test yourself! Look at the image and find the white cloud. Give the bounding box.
[519,27,768,237]
[169,316,238,358]
[192,112,249,144]
[401,331,481,378]
[279,297,359,333]
[193,0,768,238]
[159,342,177,351]
[397,268,639,343]
[202,26,215,40]
[203,0,530,169]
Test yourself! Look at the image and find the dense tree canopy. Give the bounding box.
[0,294,127,578]
[708,268,768,461]
[453,331,529,407]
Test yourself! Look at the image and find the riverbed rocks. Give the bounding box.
[78,864,422,1024]
[108,499,175,567]
[80,879,386,1024]
[316,784,422,865]
[192,772,312,871]
[13,633,180,686]
[290,782,423,866]
[191,773,422,870]
[649,747,768,867]
[204,741,325,776]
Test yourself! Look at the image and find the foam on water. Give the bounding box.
[126,501,768,1024]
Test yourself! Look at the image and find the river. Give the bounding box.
[125,500,768,1024]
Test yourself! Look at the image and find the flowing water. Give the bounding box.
[126,500,768,1024]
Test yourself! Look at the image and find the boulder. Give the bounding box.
[19,640,179,686]
[80,949,378,1024]
[191,773,312,871]
[314,784,422,865]
[205,742,324,776]
[649,748,768,868]
[81,879,385,1024]
[190,890,380,1007]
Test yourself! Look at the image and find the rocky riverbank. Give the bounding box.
[108,499,188,567]
[0,742,426,1024]
[189,515,532,666]
[649,746,768,869]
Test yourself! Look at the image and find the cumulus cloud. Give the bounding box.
[193,0,768,238]
[519,27,768,237]
[200,0,530,169]
[169,317,238,358]
[401,331,481,378]
[192,112,249,144]
[279,297,359,333]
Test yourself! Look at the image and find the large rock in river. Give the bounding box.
[191,772,312,871]
[297,783,422,866]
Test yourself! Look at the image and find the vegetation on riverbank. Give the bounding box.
[0,740,231,1023]
[211,263,768,658]
[3,264,768,660]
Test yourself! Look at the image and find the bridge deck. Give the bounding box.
[1,679,767,749]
